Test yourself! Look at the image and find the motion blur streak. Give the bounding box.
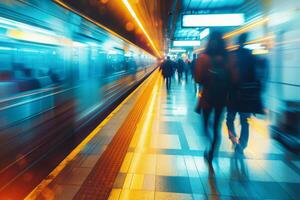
[24,69,151,200]
[53,0,154,57]
[122,0,161,58]
[0,0,158,198]
[223,17,269,39]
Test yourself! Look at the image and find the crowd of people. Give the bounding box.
[160,31,265,167]
[160,55,192,89]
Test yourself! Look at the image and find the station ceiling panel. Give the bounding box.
[183,0,245,10]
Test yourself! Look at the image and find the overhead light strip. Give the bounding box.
[173,40,201,47]
[224,17,269,39]
[193,17,270,54]
[169,48,186,53]
[122,0,161,58]
[183,14,245,27]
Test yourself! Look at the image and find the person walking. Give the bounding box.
[190,54,197,80]
[194,31,232,164]
[161,56,174,90]
[226,33,262,154]
[191,54,198,92]
[177,58,184,82]
[184,59,190,82]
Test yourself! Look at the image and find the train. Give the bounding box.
[0,0,157,197]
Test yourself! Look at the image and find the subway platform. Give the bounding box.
[26,70,300,200]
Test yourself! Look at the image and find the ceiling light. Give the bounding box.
[183,14,245,27]
[169,48,186,53]
[173,40,201,47]
[200,28,210,40]
[244,43,264,50]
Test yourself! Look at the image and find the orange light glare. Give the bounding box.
[122,0,161,58]
[224,17,269,39]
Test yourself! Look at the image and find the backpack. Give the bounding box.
[203,55,230,106]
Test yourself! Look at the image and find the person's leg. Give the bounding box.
[165,77,168,89]
[185,71,188,82]
[239,112,251,150]
[202,107,211,141]
[168,76,171,89]
[226,109,237,144]
[166,77,169,89]
[210,107,223,158]
[202,107,213,163]
[178,71,182,82]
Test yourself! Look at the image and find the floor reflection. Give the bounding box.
[109,74,300,200]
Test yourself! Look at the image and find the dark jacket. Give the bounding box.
[195,54,231,109]
[190,59,196,77]
[228,47,262,113]
[161,59,174,78]
[177,59,184,73]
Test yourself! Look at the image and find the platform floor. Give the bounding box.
[108,75,300,200]
[27,72,300,200]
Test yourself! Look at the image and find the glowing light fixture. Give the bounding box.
[73,41,87,47]
[253,49,269,55]
[182,14,245,27]
[0,17,56,36]
[7,29,59,45]
[200,28,210,40]
[122,0,161,57]
[169,48,186,53]
[224,17,269,39]
[245,43,264,50]
[173,40,201,47]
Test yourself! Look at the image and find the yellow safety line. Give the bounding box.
[25,71,155,200]
[112,73,161,199]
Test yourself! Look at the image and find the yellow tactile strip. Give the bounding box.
[73,71,159,200]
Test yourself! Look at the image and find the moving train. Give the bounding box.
[0,0,157,197]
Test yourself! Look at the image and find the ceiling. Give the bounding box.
[167,0,262,50]
[61,0,173,57]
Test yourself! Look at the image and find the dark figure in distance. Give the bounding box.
[194,31,233,164]
[191,54,198,92]
[190,54,197,80]
[184,59,190,82]
[161,56,174,90]
[177,58,185,82]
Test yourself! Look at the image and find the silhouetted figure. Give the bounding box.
[191,54,197,80]
[226,33,262,154]
[194,31,232,164]
[191,54,198,92]
[177,58,184,82]
[184,59,190,82]
[161,56,174,90]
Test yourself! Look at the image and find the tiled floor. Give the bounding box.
[109,74,300,200]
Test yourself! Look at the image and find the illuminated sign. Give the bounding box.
[173,40,201,47]
[169,48,186,53]
[183,14,245,27]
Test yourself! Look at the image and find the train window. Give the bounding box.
[0,53,13,70]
